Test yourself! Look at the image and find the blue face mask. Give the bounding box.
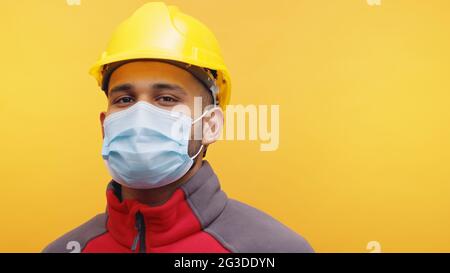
[101,101,208,189]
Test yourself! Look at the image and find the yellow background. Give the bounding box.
[1,0,449,252]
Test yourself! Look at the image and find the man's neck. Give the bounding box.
[120,159,203,206]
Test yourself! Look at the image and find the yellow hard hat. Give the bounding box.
[89,2,231,109]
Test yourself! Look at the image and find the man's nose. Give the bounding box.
[135,93,153,105]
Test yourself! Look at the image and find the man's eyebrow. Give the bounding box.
[151,83,187,95]
[109,83,134,96]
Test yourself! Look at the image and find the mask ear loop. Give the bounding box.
[192,107,217,124]
[190,106,218,160]
[190,144,204,160]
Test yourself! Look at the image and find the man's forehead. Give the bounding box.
[103,59,215,105]
[109,60,194,82]
[108,61,199,92]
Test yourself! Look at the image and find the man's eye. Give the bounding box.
[115,96,135,104]
[156,96,178,103]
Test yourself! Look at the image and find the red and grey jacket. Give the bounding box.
[43,161,313,253]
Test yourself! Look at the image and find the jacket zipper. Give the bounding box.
[131,211,146,253]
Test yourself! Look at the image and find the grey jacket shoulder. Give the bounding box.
[42,213,107,253]
[206,199,314,253]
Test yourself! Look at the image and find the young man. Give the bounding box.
[43,2,313,253]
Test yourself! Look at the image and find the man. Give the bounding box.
[43,2,313,253]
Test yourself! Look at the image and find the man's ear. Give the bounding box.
[202,107,224,145]
[100,112,106,139]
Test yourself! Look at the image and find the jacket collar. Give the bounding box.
[105,160,227,251]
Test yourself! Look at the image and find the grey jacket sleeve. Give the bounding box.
[205,199,314,253]
[42,213,107,253]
